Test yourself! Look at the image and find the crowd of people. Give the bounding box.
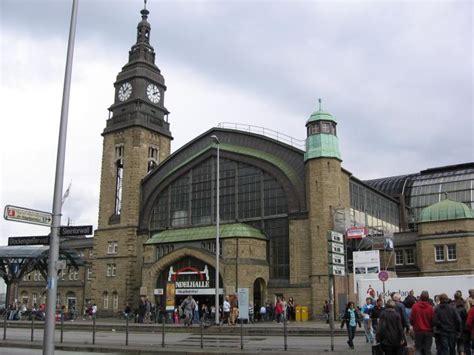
[340,288,474,355]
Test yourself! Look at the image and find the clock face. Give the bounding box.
[118,82,132,102]
[146,84,161,104]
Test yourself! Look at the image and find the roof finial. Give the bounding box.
[318,98,322,111]
[144,0,147,10]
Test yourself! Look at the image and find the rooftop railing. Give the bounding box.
[217,122,305,150]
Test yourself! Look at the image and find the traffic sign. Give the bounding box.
[8,235,50,246]
[59,225,93,237]
[4,205,52,227]
[329,253,345,266]
[327,231,344,243]
[329,242,345,255]
[378,271,389,282]
[329,265,346,276]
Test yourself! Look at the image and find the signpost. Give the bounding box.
[4,205,52,227]
[59,225,92,237]
[378,271,389,305]
[8,236,50,246]
[327,231,346,352]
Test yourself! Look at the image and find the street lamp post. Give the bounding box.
[211,135,220,326]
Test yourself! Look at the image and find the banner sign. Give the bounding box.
[165,283,176,311]
[346,227,368,240]
[238,288,249,320]
[353,250,380,293]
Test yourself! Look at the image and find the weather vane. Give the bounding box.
[318,98,322,111]
[144,0,147,10]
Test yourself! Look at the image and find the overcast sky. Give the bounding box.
[0,0,473,264]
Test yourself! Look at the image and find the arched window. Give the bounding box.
[103,292,109,309]
[150,157,290,279]
[112,292,119,310]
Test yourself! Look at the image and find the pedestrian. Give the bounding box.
[453,293,470,355]
[392,293,410,332]
[260,304,267,322]
[323,300,330,324]
[138,298,146,323]
[287,297,295,321]
[249,303,254,323]
[371,298,384,335]
[180,295,197,327]
[404,290,417,321]
[124,303,131,319]
[230,294,239,325]
[466,289,474,311]
[275,297,284,323]
[223,296,231,325]
[361,297,375,343]
[410,290,434,355]
[466,299,474,354]
[340,301,361,349]
[92,303,97,319]
[433,293,461,355]
[376,299,406,355]
[144,297,151,323]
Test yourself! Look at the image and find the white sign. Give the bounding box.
[330,253,345,266]
[238,288,249,320]
[154,288,164,295]
[327,231,344,243]
[329,242,345,255]
[176,288,223,295]
[4,205,52,227]
[329,265,346,276]
[353,250,380,293]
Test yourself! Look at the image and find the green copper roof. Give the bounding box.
[146,223,267,245]
[306,110,337,125]
[418,198,474,223]
[304,134,341,161]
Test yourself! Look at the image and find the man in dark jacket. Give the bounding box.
[393,293,410,332]
[376,300,405,355]
[371,298,384,332]
[433,293,461,355]
[410,291,434,355]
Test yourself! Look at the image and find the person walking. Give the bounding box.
[275,297,284,323]
[180,295,197,327]
[453,293,470,355]
[223,296,231,325]
[433,293,462,355]
[404,290,417,321]
[361,297,375,343]
[466,300,474,354]
[410,290,434,355]
[341,301,361,349]
[376,300,406,355]
[393,293,410,332]
[287,297,295,321]
[371,298,384,334]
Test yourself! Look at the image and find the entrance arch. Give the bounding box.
[253,277,266,310]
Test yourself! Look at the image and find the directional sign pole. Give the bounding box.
[43,1,78,354]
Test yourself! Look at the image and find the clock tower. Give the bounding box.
[92,5,172,312]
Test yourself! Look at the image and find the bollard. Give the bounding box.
[60,314,64,343]
[125,314,129,346]
[240,318,244,350]
[200,319,204,349]
[283,316,287,351]
[92,314,96,345]
[3,310,7,340]
[31,316,35,342]
[161,314,165,348]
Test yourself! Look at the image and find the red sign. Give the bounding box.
[346,227,368,240]
[378,271,389,282]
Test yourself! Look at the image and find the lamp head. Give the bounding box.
[210,135,220,144]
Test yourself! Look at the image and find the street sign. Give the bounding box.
[329,242,345,255]
[329,253,345,266]
[378,271,389,282]
[329,265,346,276]
[4,205,52,227]
[327,231,344,243]
[59,225,93,237]
[8,235,50,246]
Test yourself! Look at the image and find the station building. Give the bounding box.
[14,7,474,318]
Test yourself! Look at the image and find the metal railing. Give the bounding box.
[217,122,306,150]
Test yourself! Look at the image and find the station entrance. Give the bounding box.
[154,256,223,312]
